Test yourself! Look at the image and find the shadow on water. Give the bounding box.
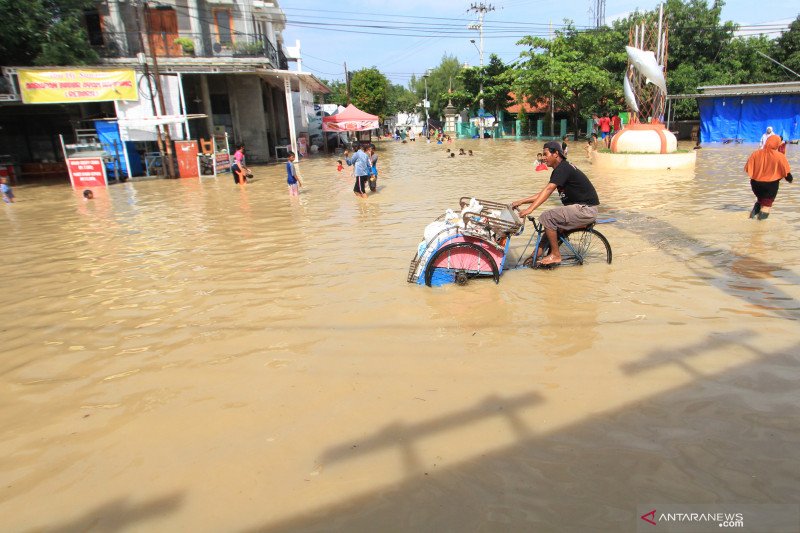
[238,336,800,532]
[607,207,800,321]
[48,492,184,532]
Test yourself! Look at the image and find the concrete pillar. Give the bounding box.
[199,75,214,138]
[186,0,205,55]
[536,119,543,138]
[266,83,279,158]
[559,119,567,138]
[106,0,128,55]
[284,77,298,156]
[228,75,268,162]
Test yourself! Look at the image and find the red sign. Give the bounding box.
[67,157,107,188]
[175,140,199,178]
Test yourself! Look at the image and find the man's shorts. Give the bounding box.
[540,204,598,232]
[353,174,370,193]
[601,131,608,139]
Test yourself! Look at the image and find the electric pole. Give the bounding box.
[133,0,168,176]
[141,1,176,178]
[344,61,350,105]
[468,3,494,140]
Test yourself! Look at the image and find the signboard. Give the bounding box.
[18,69,138,104]
[67,157,108,188]
[215,152,231,174]
[175,141,199,178]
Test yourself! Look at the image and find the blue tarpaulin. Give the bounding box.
[94,120,144,177]
[699,95,800,143]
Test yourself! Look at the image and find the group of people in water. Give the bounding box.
[220,126,792,225]
[343,144,379,199]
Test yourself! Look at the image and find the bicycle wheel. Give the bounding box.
[424,242,499,287]
[559,228,612,265]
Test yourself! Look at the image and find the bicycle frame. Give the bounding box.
[514,216,586,268]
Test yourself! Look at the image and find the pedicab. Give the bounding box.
[407,198,523,287]
[407,197,613,287]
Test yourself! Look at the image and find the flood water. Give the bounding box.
[2,139,799,531]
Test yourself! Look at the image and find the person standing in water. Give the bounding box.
[744,135,792,220]
[367,144,379,192]
[344,144,371,199]
[286,152,303,197]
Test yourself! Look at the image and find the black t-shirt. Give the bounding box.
[549,161,599,206]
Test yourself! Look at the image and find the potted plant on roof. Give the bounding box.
[174,37,195,57]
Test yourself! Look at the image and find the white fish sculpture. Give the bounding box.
[623,74,639,113]
[625,45,667,94]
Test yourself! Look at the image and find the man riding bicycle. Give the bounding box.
[511,141,600,267]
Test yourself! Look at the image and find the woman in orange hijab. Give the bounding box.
[744,135,793,219]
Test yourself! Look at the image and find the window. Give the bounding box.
[84,9,104,46]
[213,9,234,45]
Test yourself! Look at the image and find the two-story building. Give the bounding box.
[0,0,328,182]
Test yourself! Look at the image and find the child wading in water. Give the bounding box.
[1,177,14,203]
[286,152,303,196]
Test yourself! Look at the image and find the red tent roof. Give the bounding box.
[323,104,379,123]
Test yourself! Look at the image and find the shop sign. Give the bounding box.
[18,69,138,104]
[215,152,231,174]
[67,158,107,188]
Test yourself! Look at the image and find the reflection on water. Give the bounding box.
[1,140,799,530]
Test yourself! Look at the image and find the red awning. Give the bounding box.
[322,104,380,132]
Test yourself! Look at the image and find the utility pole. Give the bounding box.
[468,3,493,140]
[133,0,168,176]
[344,61,350,105]
[141,1,176,178]
[423,70,430,135]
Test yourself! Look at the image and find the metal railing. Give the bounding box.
[96,31,286,66]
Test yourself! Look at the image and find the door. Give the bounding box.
[146,7,181,57]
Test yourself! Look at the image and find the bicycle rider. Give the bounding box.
[511,141,600,267]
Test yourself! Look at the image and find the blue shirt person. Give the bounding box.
[344,146,371,198]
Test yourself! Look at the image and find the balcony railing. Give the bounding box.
[97,31,287,67]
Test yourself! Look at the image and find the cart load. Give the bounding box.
[407,198,523,287]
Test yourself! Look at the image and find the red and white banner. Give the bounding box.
[67,157,107,188]
[322,120,379,132]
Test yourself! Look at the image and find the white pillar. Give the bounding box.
[106,0,128,55]
[284,76,298,156]
[186,0,205,55]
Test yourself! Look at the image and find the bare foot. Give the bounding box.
[537,254,562,266]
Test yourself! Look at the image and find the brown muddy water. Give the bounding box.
[1,139,799,532]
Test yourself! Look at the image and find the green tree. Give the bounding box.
[0,0,99,66]
[775,15,800,75]
[349,67,389,119]
[386,83,419,115]
[409,54,464,120]
[457,54,513,124]
[513,24,627,135]
[319,79,348,106]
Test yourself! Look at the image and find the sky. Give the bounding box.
[278,0,798,86]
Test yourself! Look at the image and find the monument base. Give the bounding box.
[590,150,696,170]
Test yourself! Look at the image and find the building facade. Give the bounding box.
[0,0,328,182]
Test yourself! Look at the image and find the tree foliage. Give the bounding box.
[349,67,389,119]
[319,79,348,106]
[457,54,513,120]
[512,25,627,134]
[775,15,800,74]
[409,54,464,120]
[0,0,99,66]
